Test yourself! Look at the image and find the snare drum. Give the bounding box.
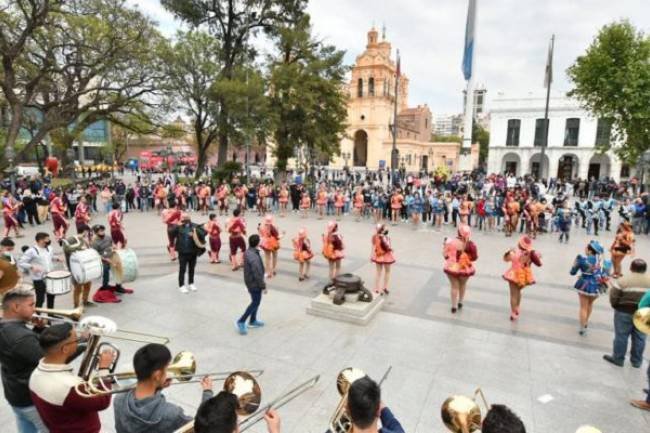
[70,249,103,284]
[45,271,72,295]
[111,248,138,284]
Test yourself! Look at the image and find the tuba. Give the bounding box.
[441,388,489,433]
[633,307,650,335]
[0,258,20,294]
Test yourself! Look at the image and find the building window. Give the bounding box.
[595,118,612,146]
[564,118,580,146]
[534,118,549,147]
[476,94,483,106]
[620,164,630,178]
[368,77,375,96]
[357,78,363,97]
[506,119,521,147]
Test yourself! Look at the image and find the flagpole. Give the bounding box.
[459,0,477,172]
[391,49,400,185]
[541,34,555,180]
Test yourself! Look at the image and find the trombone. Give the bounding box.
[441,388,490,433]
[176,373,320,433]
[77,351,264,397]
[33,306,85,322]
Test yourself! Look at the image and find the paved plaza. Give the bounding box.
[1,208,649,433]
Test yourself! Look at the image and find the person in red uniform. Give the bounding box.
[227,208,247,270]
[371,223,396,296]
[443,224,478,313]
[108,202,126,249]
[322,221,344,282]
[49,192,69,242]
[29,323,115,433]
[162,205,182,261]
[2,191,22,238]
[74,196,91,239]
[205,213,222,264]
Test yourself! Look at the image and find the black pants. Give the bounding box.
[34,280,55,309]
[178,253,197,286]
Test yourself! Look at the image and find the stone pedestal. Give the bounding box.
[306,293,384,326]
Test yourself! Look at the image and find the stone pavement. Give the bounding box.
[1,208,649,433]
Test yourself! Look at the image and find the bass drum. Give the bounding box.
[70,249,103,284]
[111,248,138,284]
[45,270,72,296]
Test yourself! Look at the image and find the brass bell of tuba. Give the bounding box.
[329,367,368,433]
[441,388,489,433]
[633,307,650,335]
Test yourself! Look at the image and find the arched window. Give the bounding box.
[357,78,363,97]
[368,77,375,96]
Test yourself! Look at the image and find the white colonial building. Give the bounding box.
[487,93,632,181]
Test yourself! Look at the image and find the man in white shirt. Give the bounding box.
[17,232,57,309]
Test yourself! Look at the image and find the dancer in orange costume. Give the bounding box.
[371,223,395,296]
[198,182,211,215]
[74,196,91,237]
[503,235,542,321]
[50,191,69,242]
[316,185,327,219]
[258,214,282,278]
[257,184,268,215]
[610,221,635,277]
[205,213,222,263]
[353,189,364,222]
[334,189,345,220]
[502,192,520,237]
[322,221,344,281]
[292,228,313,281]
[443,224,478,313]
[227,208,247,270]
[234,185,247,215]
[162,205,182,260]
[390,189,404,225]
[108,202,126,248]
[1,192,22,238]
[153,183,167,214]
[278,183,290,217]
[300,192,311,219]
[216,182,230,216]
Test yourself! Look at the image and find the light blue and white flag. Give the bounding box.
[462,0,476,81]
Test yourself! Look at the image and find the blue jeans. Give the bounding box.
[239,289,262,324]
[613,310,646,365]
[646,363,650,403]
[11,405,48,433]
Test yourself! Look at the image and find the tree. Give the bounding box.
[266,14,348,175]
[567,20,650,163]
[161,0,306,167]
[0,0,164,169]
[472,122,490,165]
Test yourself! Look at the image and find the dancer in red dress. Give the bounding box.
[50,192,69,242]
[300,192,311,219]
[503,235,543,321]
[259,214,282,278]
[108,202,126,248]
[371,223,395,296]
[227,208,247,270]
[1,192,22,238]
[292,228,313,281]
[74,196,91,237]
[162,205,182,260]
[443,224,478,313]
[322,221,344,281]
[205,213,222,263]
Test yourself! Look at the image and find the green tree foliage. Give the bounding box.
[161,0,306,167]
[472,122,490,164]
[267,15,348,174]
[567,20,650,163]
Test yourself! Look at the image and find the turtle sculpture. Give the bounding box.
[323,273,373,305]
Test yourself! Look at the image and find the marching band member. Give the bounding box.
[443,224,478,313]
[610,221,635,278]
[316,185,327,219]
[326,376,404,433]
[91,225,126,302]
[114,343,214,433]
[259,215,281,278]
[29,323,115,433]
[236,234,267,335]
[62,227,96,308]
[322,221,344,282]
[216,182,230,216]
[18,232,57,309]
[481,405,527,433]
[74,196,92,239]
[227,208,247,271]
[503,235,542,321]
[279,183,289,217]
[49,192,69,242]
[371,223,395,296]
[194,391,281,433]
[0,288,48,433]
[162,205,183,261]
[555,201,573,243]
[293,228,313,281]
[108,202,126,249]
[300,192,311,219]
[631,289,650,411]
[2,191,23,238]
[205,214,222,264]
[571,240,610,335]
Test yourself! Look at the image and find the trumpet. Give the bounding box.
[441,388,490,433]
[176,373,320,433]
[77,351,264,397]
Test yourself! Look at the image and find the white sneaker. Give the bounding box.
[179,285,189,294]
[188,284,197,292]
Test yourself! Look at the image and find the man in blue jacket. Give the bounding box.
[236,234,266,335]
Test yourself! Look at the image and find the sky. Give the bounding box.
[129,0,650,116]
